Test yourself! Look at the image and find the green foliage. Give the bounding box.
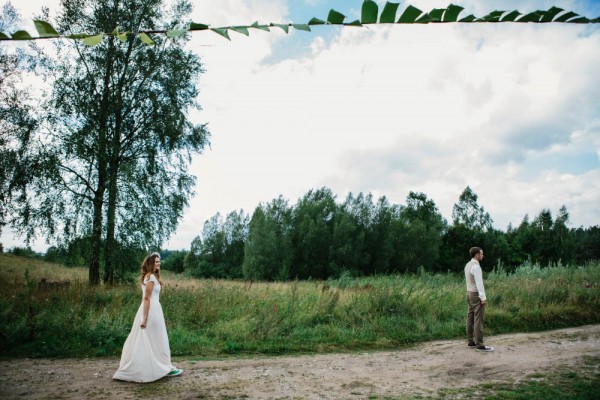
[5,0,210,285]
[243,197,292,281]
[44,237,94,267]
[452,186,493,232]
[160,250,186,273]
[186,210,249,279]
[7,246,42,259]
[573,226,600,263]
[0,3,38,242]
[1,256,599,358]
[43,237,144,282]
[1,2,598,45]
[394,191,448,272]
[290,188,337,280]
[191,213,227,278]
[329,192,373,277]
[186,185,600,281]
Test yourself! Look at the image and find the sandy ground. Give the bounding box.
[1,324,599,399]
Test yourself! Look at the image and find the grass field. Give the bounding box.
[1,253,599,358]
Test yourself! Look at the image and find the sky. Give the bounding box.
[2,0,600,252]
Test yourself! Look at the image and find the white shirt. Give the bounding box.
[464,259,486,301]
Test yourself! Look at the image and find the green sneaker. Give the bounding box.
[167,368,183,377]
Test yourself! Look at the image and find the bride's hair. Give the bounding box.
[140,252,163,286]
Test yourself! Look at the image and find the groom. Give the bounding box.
[465,247,493,352]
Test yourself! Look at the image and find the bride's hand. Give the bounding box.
[141,320,147,329]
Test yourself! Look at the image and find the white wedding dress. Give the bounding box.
[113,274,175,382]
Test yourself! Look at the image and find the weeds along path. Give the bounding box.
[1,324,599,399]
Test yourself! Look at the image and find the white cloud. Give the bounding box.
[168,3,600,250]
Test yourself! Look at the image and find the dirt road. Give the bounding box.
[1,324,599,399]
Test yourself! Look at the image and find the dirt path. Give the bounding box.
[1,324,599,399]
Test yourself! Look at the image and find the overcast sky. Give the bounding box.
[2,0,600,252]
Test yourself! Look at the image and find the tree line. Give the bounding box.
[6,184,599,281]
[172,186,598,280]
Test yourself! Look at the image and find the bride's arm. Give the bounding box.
[140,279,154,328]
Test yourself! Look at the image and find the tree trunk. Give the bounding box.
[89,184,106,285]
[104,9,131,284]
[89,30,115,285]
[103,160,119,285]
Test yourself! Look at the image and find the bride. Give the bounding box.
[113,252,182,382]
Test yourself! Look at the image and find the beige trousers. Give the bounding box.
[466,291,485,346]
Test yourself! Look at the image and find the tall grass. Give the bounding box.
[1,254,599,358]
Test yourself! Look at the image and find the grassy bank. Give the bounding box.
[1,254,599,358]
